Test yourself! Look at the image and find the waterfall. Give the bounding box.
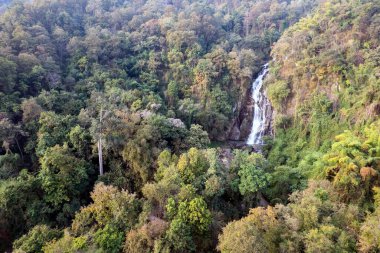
[246,63,270,145]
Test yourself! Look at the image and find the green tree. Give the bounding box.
[185,124,210,149]
[218,207,281,253]
[36,112,76,156]
[359,187,380,253]
[177,148,209,185]
[13,225,62,253]
[0,153,21,179]
[38,144,92,207]
[321,121,380,203]
[164,192,212,252]
[94,225,125,253]
[0,170,44,251]
[267,80,290,111]
[176,197,212,233]
[71,183,140,236]
[304,225,355,253]
[68,125,92,158]
[165,218,195,252]
[0,56,17,93]
[46,183,141,252]
[231,150,270,196]
[42,230,92,253]
[166,81,179,107]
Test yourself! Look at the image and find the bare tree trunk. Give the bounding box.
[98,137,103,175]
[14,136,23,160]
[98,105,104,176]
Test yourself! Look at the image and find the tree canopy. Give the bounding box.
[0,0,379,252]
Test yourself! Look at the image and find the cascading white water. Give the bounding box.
[246,63,269,145]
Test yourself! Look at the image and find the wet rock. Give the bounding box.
[239,115,253,139]
[229,124,241,141]
[227,63,274,144]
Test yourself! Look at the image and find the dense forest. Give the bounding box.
[0,0,379,252]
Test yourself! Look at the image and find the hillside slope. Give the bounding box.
[0,0,323,252]
[218,1,380,252]
[266,0,380,167]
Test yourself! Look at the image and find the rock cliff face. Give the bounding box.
[228,87,254,141]
[228,64,273,144]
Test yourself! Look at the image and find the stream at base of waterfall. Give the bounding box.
[246,63,270,145]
